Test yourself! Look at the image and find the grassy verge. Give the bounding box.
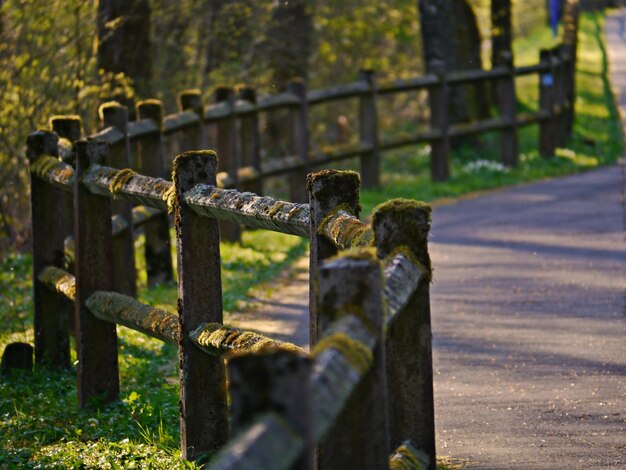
[0,230,306,469]
[361,11,623,215]
[0,11,621,469]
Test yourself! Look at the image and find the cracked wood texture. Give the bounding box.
[307,170,361,345]
[184,185,309,237]
[174,151,227,460]
[27,131,70,368]
[316,255,390,470]
[74,140,119,408]
[372,200,435,467]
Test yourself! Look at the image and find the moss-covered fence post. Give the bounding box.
[174,151,228,460]
[539,48,556,157]
[215,86,242,243]
[237,85,263,196]
[372,200,436,468]
[498,52,518,168]
[428,60,450,181]
[227,349,312,468]
[178,89,206,151]
[136,100,174,286]
[287,79,310,203]
[306,170,361,346]
[99,102,137,297]
[49,115,82,328]
[74,139,120,408]
[358,69,381,189]
[27,131,70,368]
[316,254,390,469]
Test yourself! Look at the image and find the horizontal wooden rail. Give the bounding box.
[515,62,551,76]
[92,126,125,146]
[382,251,426,323]
[163,110,200,135]
[380,129,441,151]
[317,207,372,250]
[127,118,159,140]
[447,65,508,85]
[377,74,439,95]
[38,266,76,302]
[29,155,74,191]
[82,165,172,210]
[183,184,310,237]
[307,81,370,105]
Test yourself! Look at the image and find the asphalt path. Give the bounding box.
[228,13,626,468]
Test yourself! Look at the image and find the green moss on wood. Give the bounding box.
[30,155,61,179]
[38,266,76,301]
[372,198,432,280]
[267,201,286,217]
[306,169,361,199]
[86,291,178,344]
[389,442,429,470]
[317,203,373,249]
[191,323,303,356]
[312,332,372,375]
[109,168,137,194]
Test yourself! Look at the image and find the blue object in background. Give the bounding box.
[550,0,560,37]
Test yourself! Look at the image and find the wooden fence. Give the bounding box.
[26,129,435,468]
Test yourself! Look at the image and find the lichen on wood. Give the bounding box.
[388,441,429,470]
[85,291,178,345]
[183,184,310,238]
[317,204,373,250]
[108,168,137,195]
[82,164,171,210]
[312,332,372,375]
[29,155,74,190]
[372,198,432,279]
[38,266,76,302]
[190,323,303,357]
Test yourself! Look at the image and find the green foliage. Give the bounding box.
[0,228,306,468]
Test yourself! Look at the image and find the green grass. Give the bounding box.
[0,230,306,469]
[361,12,623,216]
[1,11,622,469]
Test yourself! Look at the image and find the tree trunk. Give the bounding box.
[419,0,490,126]
[97,0,153,101]
[265,0,313,91]
[492,0,514,68]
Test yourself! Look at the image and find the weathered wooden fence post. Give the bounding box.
[27,131,70,368]
[178,89,206,151]
[562,43,576,138]
[316,253,390,469]
[99,102,137,297]
[372,200,436,468]
[228,350,312,468]
[539,49,556,157]
[215,86,242,242]
[563,0,580,135]
[358,69,381,189]
[74,139,119,407]
[554,46,568,147]
[237,85,263,196]
[136,99,173,286]
[498,52,518,167]
[287,79,310,203]
[50,115,82,328]
[307,170,361,346]
[174,150,228,460]
[428,60,450,181]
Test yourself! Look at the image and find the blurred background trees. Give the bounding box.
[0,0,549,254]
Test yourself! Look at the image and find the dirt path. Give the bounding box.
[228,13,626,468]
